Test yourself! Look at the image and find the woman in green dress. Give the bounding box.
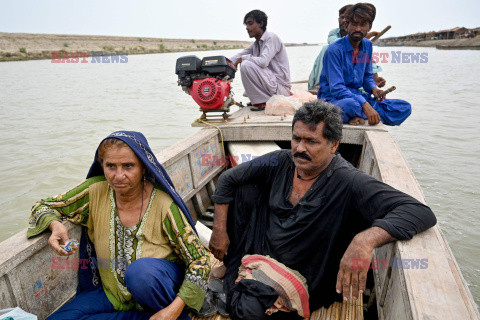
[28,131,210,320]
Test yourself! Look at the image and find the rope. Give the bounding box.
[194,118,226,157]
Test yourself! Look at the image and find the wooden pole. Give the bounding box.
[380,86,396,98]
[371,25,392,43]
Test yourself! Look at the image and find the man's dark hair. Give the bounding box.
[244,10,268,31]
[345,3,376,25]
[292,100,343,143]
[339,4,353,15]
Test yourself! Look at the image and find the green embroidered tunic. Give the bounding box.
[28,176,210,311]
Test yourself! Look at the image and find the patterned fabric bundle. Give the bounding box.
[237,254,310,318]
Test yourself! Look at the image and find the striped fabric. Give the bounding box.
[237,254,310,318]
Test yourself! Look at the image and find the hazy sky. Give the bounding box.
[1,0,479,43]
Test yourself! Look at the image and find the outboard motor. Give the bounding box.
[175,55,238,119]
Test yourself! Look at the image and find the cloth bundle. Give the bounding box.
[236,254,310,318]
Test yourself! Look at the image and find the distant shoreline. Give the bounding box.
[0,32,312,62]
[376,37,480,50]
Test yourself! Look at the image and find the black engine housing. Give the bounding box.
[175,55,236,88]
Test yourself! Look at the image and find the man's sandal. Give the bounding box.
[250,103,266,111]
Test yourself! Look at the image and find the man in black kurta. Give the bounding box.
[209,100,436,318]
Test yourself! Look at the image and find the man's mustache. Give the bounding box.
[293,152,312,161]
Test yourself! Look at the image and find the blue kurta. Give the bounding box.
[318,36,411,125]
[308,28,382,90]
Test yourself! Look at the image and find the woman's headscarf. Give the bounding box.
[86,130,196,232]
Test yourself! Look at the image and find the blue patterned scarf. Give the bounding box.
[86,130,196,231]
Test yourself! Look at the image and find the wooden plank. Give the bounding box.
[192,108,387,146]
[193,193,206,217]
[382,265,412,320]
[189,135,224,188]
[371,243,395,308]
[364,131,479,320]
[157,128,219,167]
[165,155,194,199]
[13,247,79,319]
[0,221,79,278]
[206,180,216,199]
[182,166,224,202]
[227,141,280,166]
[0,222,80,318]
[197,187,212,211]
[218,124,383,145]
[0,275,16,309]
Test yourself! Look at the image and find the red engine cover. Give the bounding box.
[189,78,231,110]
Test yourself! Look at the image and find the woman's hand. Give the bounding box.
[149,297,186,320]
[48,220,75,255]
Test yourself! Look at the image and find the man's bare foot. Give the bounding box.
[348,117,365,126]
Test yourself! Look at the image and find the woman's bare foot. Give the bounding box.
[348,117,365,126]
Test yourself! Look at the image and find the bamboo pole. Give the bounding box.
[327,304,333,319]
[335,303,341,320]
[359,292,364,320]
[341,300,346,320]
[349,286,353,320]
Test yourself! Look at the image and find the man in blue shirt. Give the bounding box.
[308,4,385,91]
[318,3,411,126]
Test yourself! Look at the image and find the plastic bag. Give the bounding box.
[265,91,318,116]
[0,307,37,320]
[291,90,317,102]
[265,95,303,116]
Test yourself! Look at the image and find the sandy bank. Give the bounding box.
[0,33,255,62]
[377,37,480,49]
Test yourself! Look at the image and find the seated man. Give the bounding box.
[230,10,291,111]
[308,4,385,91]
[318,3,411,126]
[209,100,436,319]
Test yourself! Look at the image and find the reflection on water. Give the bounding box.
[0,46,479,306]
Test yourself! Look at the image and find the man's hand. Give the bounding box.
[48,220,75,256]
[209,227,230,261]
[149,297,185,320]
[372,87,385,101]
[373,73,386,88]
[336,227,396,301]
[336,235,373,301]
[234,58,242,69]
[209,203,230,260]
[366,31,379,39]
[362,102,381,125]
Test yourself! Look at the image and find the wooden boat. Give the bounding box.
[0,104,478,320]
